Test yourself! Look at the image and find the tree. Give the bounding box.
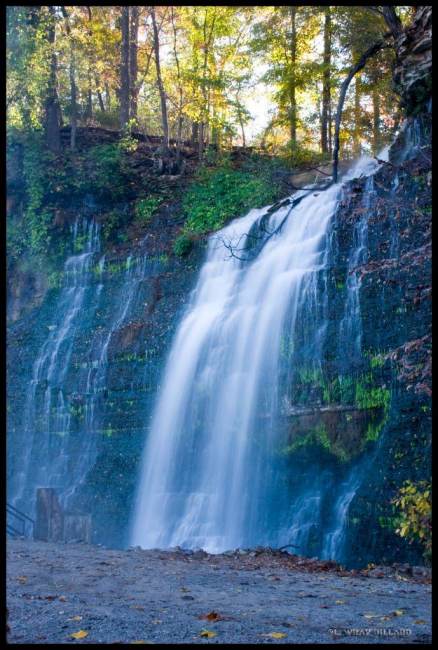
[129,7,139,122]
[150,5,169,149]
[321,6,332,154]
[333,39,387,182]
[61,7,77,151]
[119,6,130,130]
[44,7,61,152]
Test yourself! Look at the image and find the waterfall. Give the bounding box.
[131,154,385,554]
[9,216,149,517]
[10,218,102,512]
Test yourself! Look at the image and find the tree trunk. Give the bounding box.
[171,7,183,159]
[333,39,386,183]
[289,6,297,148]
[382,6,403,39]
[105,81,111,110]
[96,83,105,112]
[321,6,331,154]
[372,85,381,154]
[191,122,199,149]
[119,6,130,131]
[85,71,93,120]
[61,7,77,151]
[328,101,333,155]
[129,6,139,121]
[353,74,361,156]
[44,6,61,153]
[151,6,169,149]
[198,122,205,160]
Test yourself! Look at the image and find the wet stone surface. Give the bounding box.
[7,539,431,644]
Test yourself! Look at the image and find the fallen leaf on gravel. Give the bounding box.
[335,600,345,605]
[59,596,67,602]
[200,629,217,638]
[262,632,287,639]
[17,576,27,584]
[414,620,427,625]
[199,611,223,621]
[71,630,88,639]
[131,641,154,645]
[393,610,405,616]
[68,616,83,622]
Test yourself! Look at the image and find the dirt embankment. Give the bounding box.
[7,539,431,644]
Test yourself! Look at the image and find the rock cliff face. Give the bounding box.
[7,113,431,564]
[393,6,432,115]
[7,8,431,562]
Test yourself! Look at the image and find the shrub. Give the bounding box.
[182,163,278,236]
[173,233,194,257]
[134,196,162,224]
[393,480,431,563]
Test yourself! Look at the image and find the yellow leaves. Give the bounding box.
[200,629,217,638]
[71,630,88,639]
[261,632,288,639]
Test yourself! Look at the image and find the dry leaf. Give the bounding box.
[393,610,404,617]
[414,620,427,625]
[59,596,67,602]
[17,576,27,584]
[131,642,155,645]
[335,600,345,605]
[262,632,287,639]
[69,616,83,622]
[200,629,217,638]
[199,611,222,621]
[71,630,88,639]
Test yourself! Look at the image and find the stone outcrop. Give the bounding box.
[393,6,432,115]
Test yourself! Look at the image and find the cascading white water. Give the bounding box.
[132,154,385,553]
[9,216,150,515]
[12,218,102,511]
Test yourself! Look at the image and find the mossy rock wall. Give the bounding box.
[7,118,431,564]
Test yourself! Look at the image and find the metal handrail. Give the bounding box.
[6,503,35,525]
[6,502,35,538]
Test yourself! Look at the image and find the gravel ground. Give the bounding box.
[7,539,431,644]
